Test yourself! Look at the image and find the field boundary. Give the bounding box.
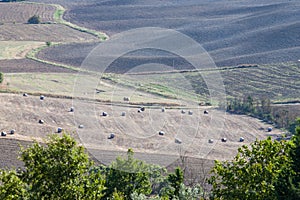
[23,1,109,41]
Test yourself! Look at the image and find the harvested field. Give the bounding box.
[0,41,44,60]
[0,93,285,169]
[0,24,97,42]
[0,59,75,73]
[0,2,55,24]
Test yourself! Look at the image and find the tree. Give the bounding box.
[208,137,294,200]
[167,167,184,198]
[0,170,28,200]
[0,72,3,84]
[104,148,153,199]
[0,134,105,200]
[27,15,40,24]
[289,118,300,197]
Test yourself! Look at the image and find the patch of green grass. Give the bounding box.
[51,4,108,41]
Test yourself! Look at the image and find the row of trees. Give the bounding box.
[227,95,295,130]
[0,134,202,200]
[1,118,300,199]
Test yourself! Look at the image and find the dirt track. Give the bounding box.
[0,93,283,168]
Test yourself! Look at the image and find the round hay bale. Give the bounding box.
[39,119,44,124]
[161,107,165,112]
[221,138,227,142]
[121,112,126,116]
[204,110,209,114]
[239,137,244,142]
[140,107,145,112]
[1,131,7,136]
[188,110,193,115]
[78,124,84,129]
[138,109,142,113]
[57,127,63,133]
[108,133,115,139]
[181,110,186,114]
[23,93,28,97]
[267,127,272,132]
[175,138,182,144]
[208,139,214,143]
[10,129,15,135]
[70,107,74,112]
[123,97,130,101]
[40,95,45,100]
[159,131,165,136]
[102,112,108,116]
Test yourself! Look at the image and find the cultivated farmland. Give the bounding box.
[0,0,298,173]
[0,2,55,24]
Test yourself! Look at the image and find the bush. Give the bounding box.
[0,72,3,84]
[28,15,40,24]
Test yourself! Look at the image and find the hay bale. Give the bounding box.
[181,110,186,114]
[123,97,130,101]
[39,119,44,124]
[10,129,15,135]
[121,112,126,116]
[102,112,108,116]
[161,107,165,112]
[40,95,45,100]
[239,137,244,142]
[208,139,214,143]
[78,124,84,129]
[1,131,7,136]
[175,138,182,144]
[70,107,74,112]
[188,110,193,115]
[23,93,28,97]
[140,107,145,112]
[57,127,63,133]
[159,131,165,136]
[108,133,115,139]
[204,110,209,114]
[267,127,272,132]
[221,138,227,142]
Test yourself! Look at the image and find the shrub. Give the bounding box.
[0,72,3,84]
[28,15,40,24]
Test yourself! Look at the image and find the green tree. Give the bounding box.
[163,167,184,199]
[0,170,28,200]
[0,72,3,84]
[27,15,40,24]
[289,118,300,197]
[208,137,294,200]
[0,134,105,200]
[104,149,152,199]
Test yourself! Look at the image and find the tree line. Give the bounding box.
[227,95,297,132]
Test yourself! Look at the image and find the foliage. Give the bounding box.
[46,41,52,47]
[208,137,294,200]
[0,134,105,200]
[289,118,300,197]
[166,167,184,198]
[27,15,40,24]
[104,148,153,199]
[0,170,28,200]
[0,72,3,84]
[0,134,204,200]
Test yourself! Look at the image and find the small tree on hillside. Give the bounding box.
[28,15,40,24]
